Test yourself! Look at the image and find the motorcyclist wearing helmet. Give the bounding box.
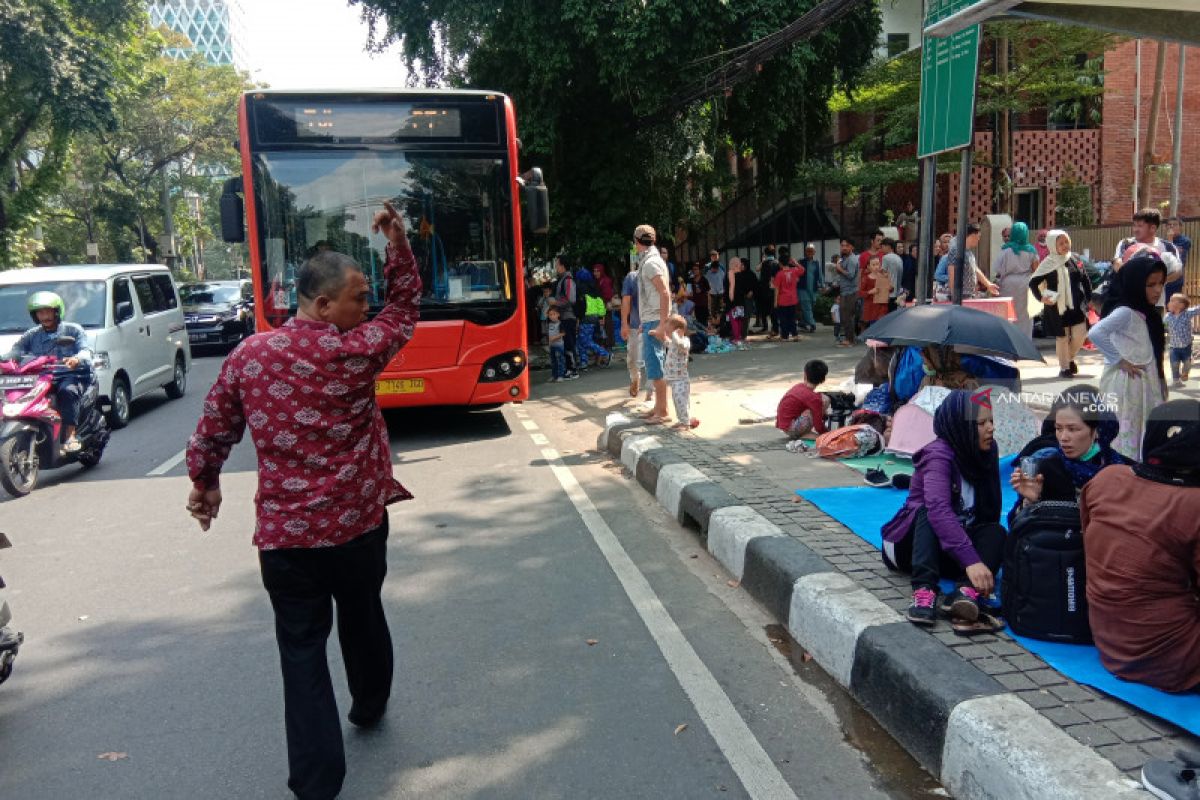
[4,292,93,453]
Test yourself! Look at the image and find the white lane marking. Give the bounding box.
[536,442,799,800]
[148,448,187,477]
[530,432,550,446]
[520,419,539,431]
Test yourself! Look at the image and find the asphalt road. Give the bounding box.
[0,349,943,799]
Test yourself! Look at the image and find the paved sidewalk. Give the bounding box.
[540,325,1200,799]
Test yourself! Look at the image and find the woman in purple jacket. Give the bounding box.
[881,390,1006,629]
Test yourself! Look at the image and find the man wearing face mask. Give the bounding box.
[185,202,420,800]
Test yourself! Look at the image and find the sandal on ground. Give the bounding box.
[951,612,1005,637]
[641,415,669,425]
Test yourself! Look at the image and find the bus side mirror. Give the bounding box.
[520,168,549,236]
[220,177,245,243]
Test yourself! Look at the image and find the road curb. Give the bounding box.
[600,413,1145,799]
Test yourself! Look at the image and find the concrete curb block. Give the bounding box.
[678,482,740,534]
[620,435,661,473]
[787,572,902,689]
[706,506,783,580]
[635,448,686,495]
[851,622,1005,774]
[655,463,710,521]
[599,431,1143,800]
[941,694,1146,800]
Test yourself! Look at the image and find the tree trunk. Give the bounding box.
[1140,41,1168,210]
[996,36,1013,217]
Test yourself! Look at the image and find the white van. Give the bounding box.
[0,265,192,428]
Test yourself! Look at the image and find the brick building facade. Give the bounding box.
[1099,40,1200,223]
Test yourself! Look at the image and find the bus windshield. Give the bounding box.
[252,151,515,319]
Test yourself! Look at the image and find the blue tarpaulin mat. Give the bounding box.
[797,454,1200,735]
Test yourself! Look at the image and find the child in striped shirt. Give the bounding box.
[1166,293,1200,387]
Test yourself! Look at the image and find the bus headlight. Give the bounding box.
[479,350,527,383]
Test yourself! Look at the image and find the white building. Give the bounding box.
[876,0,923,60]
[147,0,249,68]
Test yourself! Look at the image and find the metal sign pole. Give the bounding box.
[916,156,936,303]
[952,148,972,305]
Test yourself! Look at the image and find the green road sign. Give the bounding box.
[918,0,982,159]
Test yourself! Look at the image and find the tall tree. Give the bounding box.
[40,31,251,266]
[0,0,142,266]
[352,0,879,260]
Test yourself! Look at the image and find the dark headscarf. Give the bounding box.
[1134,400,1200,487]
[1102,252,1167,386]
[1027,383,1128,496]
[934,389,1001,523]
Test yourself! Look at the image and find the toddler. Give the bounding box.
[831,299,842,342]
[663,314,700,430]
[1166,293,1200,387]
[547,306,570,382]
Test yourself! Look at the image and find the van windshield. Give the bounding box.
[0,281,108,333]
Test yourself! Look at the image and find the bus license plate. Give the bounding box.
[376,378,425,395]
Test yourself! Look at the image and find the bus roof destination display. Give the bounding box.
[252,99,500,145]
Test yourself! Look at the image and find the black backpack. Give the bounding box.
[1001,500,1092,643]
[823,391,857,431]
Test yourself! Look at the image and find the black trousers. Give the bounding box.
[258,519,393,800]
[755,294,776,332]
[55,379,84,427]
[561,318,578,370]
[884,508,1006,592]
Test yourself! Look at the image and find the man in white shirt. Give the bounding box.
[636,225,672,423]
[1114,208,1182,309]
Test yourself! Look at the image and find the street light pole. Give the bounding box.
[1170,45,1187,216]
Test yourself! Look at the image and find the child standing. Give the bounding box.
[1087,252,1168,460]
[663,314,700,430]
[860,255,891,325]
[546,306,571,382]
[831,299,842,342]
[1166,293,1200,387]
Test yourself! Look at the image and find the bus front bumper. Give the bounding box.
[374,365,529,408]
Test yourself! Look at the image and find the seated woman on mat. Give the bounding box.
[1009,384,1128,515]
[1082,400,1200,693]
[881,389,1006,633]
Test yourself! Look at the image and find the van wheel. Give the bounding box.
[107,377,131,429]
[165,356,187,399]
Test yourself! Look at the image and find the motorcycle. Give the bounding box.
[0,352,110,497]
[0,531,20,685]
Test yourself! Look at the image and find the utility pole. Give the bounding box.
[1140,41,1168,210]
[1170,45,1187,216]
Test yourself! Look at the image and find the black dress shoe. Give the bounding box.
[348,702,386,729]
[1069,361,1078,375]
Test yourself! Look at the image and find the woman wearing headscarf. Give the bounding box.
[1082,400,1200,693]
[1009,384,1128,515]
[1087,251,1168,460]
[993,221,1039,339]
[1029,230,1092,378]
[881,390,1006,632]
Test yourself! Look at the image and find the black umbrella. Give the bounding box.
[862,304,1044,362]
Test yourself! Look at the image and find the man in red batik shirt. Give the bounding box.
[185,202,419,800]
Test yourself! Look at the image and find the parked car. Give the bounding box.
[0,265,191,429]
[180,280,254,350]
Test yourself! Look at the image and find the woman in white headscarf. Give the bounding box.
[1029,230,1093,378]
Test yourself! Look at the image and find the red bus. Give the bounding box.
[220,90,547,407]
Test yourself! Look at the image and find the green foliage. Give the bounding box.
[1055,166,1095,228]
[352,0,879,262]
[829,21,1115,195]
[0,0,143,267]
[39,30,252,268]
